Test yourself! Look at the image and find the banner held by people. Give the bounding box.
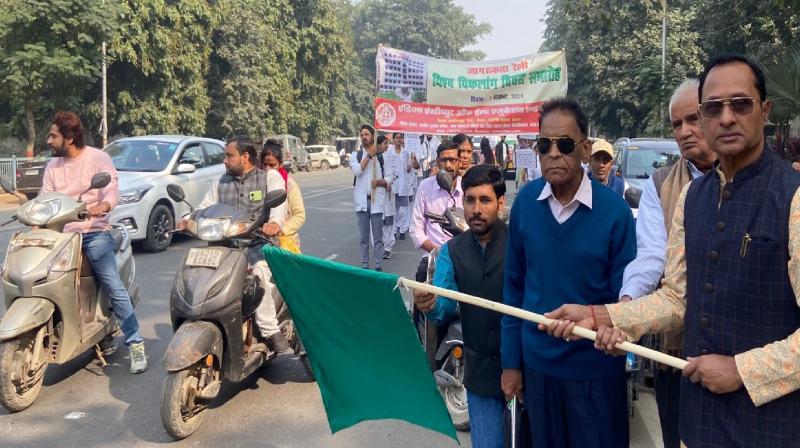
[261,246,458,442]
[374,46,568,135]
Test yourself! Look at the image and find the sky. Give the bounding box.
[454,0,550,60]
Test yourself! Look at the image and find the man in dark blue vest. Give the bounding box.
[501,98,636,447]
[413,164,507,448]
[550,54,800,447]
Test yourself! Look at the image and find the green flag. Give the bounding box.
[262,246,458,441]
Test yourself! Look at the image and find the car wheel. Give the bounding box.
[320,160,330,170]
[143,204,173,253]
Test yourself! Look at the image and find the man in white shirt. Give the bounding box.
[351,124,388,271]
[387,133,412,242]
[618,79,716,448]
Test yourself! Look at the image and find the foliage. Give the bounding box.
[541,0,703,138]
[351,0,492,78]
[107,0,218,136]
[0,0,120,154]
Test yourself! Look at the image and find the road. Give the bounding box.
[0,168,664,447]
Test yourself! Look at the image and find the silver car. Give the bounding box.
[104,135,226,252]
[304,145,340,170]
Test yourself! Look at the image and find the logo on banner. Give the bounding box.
[375,102,397,127]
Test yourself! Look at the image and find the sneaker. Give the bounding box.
[383,251,392,259]
[266,332,292,354]
[129,342,148,374]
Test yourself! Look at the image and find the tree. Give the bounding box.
[206,0,298,138]
[351,0,492,79]
[541,0,703,138]
[107,0,218,136]
[0,0,119,156]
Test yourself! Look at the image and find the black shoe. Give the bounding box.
[266,332,292,354]
[375,267,383,272]
[398,233,406,240]
[383,251,392,259]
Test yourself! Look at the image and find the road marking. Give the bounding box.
[302,185,352,200]
[325,254,338,261]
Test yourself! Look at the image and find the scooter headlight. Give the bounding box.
[196,218,229,241]
[27,199,62,226]
[47,242,74,281]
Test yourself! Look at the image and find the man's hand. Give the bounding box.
[619,295,633,302]
[88,202,111,217]
[413,289,437,313]
[594,325,627,356]
[262,222,281,237]
[539,304,593,342]
[501,369,524,402]
[176,217,188,231]
[683,354,743,394]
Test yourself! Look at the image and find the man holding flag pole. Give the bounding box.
[500,98,636,447]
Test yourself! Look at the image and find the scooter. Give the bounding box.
[416,202,470,431]
[0,173,139,412]
[160,184,303,439]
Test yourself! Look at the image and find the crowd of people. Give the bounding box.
[28,50,800,448]
[356,53,800,448]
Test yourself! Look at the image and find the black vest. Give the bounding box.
[681,149,800,447]
[448,222,507,397]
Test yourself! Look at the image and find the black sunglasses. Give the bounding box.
[537,137,582,155]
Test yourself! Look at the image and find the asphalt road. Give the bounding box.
[0,168,663,447]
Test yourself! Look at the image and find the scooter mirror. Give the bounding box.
[166,184,186,203]
[263,190,287,209]
[436,170,453,192]
[90,172,112,190]
[0,175,12,194]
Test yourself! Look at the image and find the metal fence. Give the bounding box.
[0,157,36,191]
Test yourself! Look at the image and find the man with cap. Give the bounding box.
[588,139,624,196]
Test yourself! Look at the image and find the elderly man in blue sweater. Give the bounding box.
[500,98,636,447]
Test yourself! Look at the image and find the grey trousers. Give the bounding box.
[357,205,384,269]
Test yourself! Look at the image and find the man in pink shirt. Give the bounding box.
[409,140,463,282]
[40,112,147,374]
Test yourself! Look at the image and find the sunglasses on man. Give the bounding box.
[699,97,761,119]
[536,137,586,155]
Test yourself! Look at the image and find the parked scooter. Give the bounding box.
[340,152,350,168]
[0,173,139,412]
[160,184,305,439]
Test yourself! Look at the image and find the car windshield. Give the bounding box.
[622,147,680,179]
[105,140,178,172]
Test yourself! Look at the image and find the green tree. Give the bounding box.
[107,0,218,136]
[541,0,703,138]
[206,0,298,138]
[351,0,492,78]
[0,0,119,156]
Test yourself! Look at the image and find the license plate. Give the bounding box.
[186,248,222,268]
[25,169,39,176]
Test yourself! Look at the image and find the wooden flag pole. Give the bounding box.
[398,277,689,370]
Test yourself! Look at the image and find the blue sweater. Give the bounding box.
[501,177,636,379]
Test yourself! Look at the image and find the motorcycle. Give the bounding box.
[414,170,471,430]
[339,153,350,168]
[160,184,307,439]
[0,173,139,412]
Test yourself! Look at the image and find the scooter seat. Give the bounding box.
[109,228,124,253]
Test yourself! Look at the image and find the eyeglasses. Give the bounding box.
[536,137,583,155]
[438,156,459,164]
[699,97,760,118]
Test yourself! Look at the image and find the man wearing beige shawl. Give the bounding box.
[617,79,716,448]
